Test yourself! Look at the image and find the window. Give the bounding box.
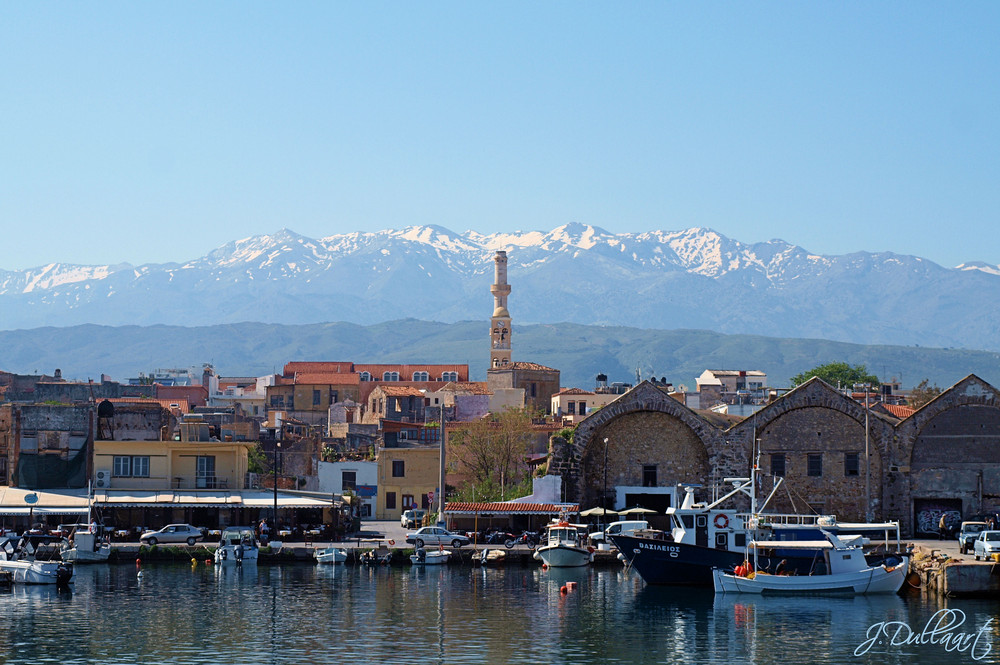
[342,471,356,491]
[132,456,150,478]
[113,456,131,477]
[270,396,284,408]
[844,453,860,477]
[422,494,431,509]
[113,456,149,478]
[385,492,397,510]
[770,453,786,477]
[530,383,537,397]
[567,402,576,415]
[359,371,371,382]
[197,455,216,488]
[642,465,657,487]
[578,401,586,415]
[382,371,399,381]
[807,453,823,477]
[392,460,405,477]
[402,494,415,510]
[313,389,321,406]
[441,371,458,382]
[413,371,429,381]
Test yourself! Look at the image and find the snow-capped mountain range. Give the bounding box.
[3,223,999,351]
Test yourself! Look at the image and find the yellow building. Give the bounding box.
[93,438,253,493]
[376,445,440,520]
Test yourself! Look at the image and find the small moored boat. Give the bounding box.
[713,531,908,595]
[314,547,348,564]
[534,521,593,568]
[214,527,260,564]
[0,535,75,585]
[410,547,450,565]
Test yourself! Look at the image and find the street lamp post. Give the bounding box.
[273,440,281,525]
[603,437,610,522]
[864,385,872,522]
[438,405,447,526]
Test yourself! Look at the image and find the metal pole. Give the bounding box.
[865,386,872,521]
[273,441,281,525]
[603,437,609,519]
[438,405,446,526]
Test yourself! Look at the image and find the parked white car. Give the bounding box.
[973,530,1000,560]
[140,524,207,546]
[405,526,470,548]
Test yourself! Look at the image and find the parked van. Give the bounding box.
[400,509,427,529]
[589,520,650,544]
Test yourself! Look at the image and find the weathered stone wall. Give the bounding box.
[568,382,743,507]
[893,376,1000,534]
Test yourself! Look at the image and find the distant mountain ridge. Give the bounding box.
[2,224,1000,351]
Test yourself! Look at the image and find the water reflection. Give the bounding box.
[0,565,995,664]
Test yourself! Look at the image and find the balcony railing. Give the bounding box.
[171,476,231,490]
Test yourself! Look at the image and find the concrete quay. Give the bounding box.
[910,538,1000,598]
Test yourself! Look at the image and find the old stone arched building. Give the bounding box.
[550,382,744,514]
[891,375,1000,535]
[727,378,891,524]
[551,374,1000,537]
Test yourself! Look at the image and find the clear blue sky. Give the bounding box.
[2,3,997,270]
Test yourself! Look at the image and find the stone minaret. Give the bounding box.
[490,251,512,369]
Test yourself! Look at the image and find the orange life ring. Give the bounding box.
[714,514,729,529]
[388,539,395,546]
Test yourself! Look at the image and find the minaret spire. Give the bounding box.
[490,251,512,368]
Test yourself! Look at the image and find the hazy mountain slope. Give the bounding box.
[3,321,998,392]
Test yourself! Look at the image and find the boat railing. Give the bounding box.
[733,512,836,527]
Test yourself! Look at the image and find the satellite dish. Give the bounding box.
[677,384,688,393]
[24,493,38,505]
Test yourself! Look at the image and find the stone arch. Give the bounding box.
[727,378,892,522]
[564,382,733,508]
[895,375,1000,534]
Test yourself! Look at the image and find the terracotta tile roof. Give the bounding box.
[444,502,579,515]
[293,372,361,385]
[373,385,426,397]
[282,362,355,376]
[882,404,916,419]
[554,387,594,396]
[508,361,558,372]
[435,381,493,395]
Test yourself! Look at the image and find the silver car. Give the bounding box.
[140,524,207,546]
[405,526,470,548]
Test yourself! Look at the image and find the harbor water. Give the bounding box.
[1,563,996,665]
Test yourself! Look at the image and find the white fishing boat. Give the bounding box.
[410,547,450,565]
[533,521,593,568]
[712,531,908,595]
[0,535,75,585]
[60,524,111,564]
[314,546,348,564]
[214,526,260,564]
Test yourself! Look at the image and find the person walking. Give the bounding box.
[939,513,948,540]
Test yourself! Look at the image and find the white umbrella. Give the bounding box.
[620,506,657,515]
[579,507,619,517]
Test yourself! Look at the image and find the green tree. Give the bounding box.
[247,443,267,474]
[907,379,942,409]
[448,407,536,501]
[790,362,879,388]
